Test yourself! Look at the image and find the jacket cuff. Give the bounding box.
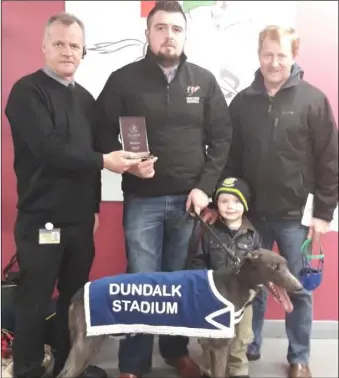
[94,153,104,170]
[313,208,334,222]
[195,179,215,198]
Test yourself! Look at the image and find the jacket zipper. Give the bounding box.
[273,117,279,141]
[166,85,170,105]
[157,64,170,105]
[268,95,279,140]
[260,96,275,212]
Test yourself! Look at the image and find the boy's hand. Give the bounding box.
[201,208,219,224]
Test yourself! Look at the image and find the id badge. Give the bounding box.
[38,222,61,244]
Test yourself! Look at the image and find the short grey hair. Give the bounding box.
[44,12,86,42]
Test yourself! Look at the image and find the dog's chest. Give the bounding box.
[248,289,257,303]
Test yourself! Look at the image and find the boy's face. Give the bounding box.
[217,193,244,221]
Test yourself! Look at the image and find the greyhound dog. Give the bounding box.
[56,248,302,378]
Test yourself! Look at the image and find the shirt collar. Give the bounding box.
[158,64,179,83]
[43,67,75,87]
[159,64,179,73]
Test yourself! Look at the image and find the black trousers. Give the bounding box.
[12,213,95,378]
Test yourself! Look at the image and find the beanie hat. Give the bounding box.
[214,177,251,212]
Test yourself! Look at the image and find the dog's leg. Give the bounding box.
[210,342,230,378]
[57,298,106,378]
[42,345,55,377]
[56,336,105,378]
[223,344,231,378]
[198,339,212,376]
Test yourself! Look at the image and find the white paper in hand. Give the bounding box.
[301,193,338,232]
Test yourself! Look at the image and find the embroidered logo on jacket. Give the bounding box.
[186,85,200,104]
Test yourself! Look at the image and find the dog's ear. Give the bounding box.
[243,251,261,265]
[246,251,260,259]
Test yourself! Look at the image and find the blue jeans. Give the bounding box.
[248,219,312,364]
[118,194,195,376]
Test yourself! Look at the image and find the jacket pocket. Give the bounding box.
[300,166,314,195]
[292,169,306,201]
[209,240,230,269]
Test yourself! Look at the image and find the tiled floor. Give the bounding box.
[90,337,338,377]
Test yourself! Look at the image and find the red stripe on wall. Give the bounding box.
[141,1,156,18]
[1,1,65,128]
[1,0,66,297]
[296,0,338,321]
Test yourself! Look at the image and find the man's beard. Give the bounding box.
[153,50,181,67]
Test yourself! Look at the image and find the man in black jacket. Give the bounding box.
[95,2,232,377]
[5,12,142,378]
[221,26,338,378]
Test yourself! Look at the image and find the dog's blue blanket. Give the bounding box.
[84,270,244,338]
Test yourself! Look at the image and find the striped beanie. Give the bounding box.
[214,177,251,212]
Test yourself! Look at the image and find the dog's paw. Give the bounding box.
[1,361,13,378]
[1,358,12,367]
[195,354,212,377]
[200,368,212,378]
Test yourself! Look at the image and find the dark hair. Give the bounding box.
[147,1,187,29]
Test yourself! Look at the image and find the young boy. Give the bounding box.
[190,177,261,378]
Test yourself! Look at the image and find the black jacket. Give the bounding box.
[189,218,261,270]
[95,48,232,197]
[5,70,103,223]
[223,65,338,221]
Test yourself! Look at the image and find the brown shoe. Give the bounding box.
[288,363,312,378]
[165,356,201,378]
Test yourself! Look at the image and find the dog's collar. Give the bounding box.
[231,249,254,275]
